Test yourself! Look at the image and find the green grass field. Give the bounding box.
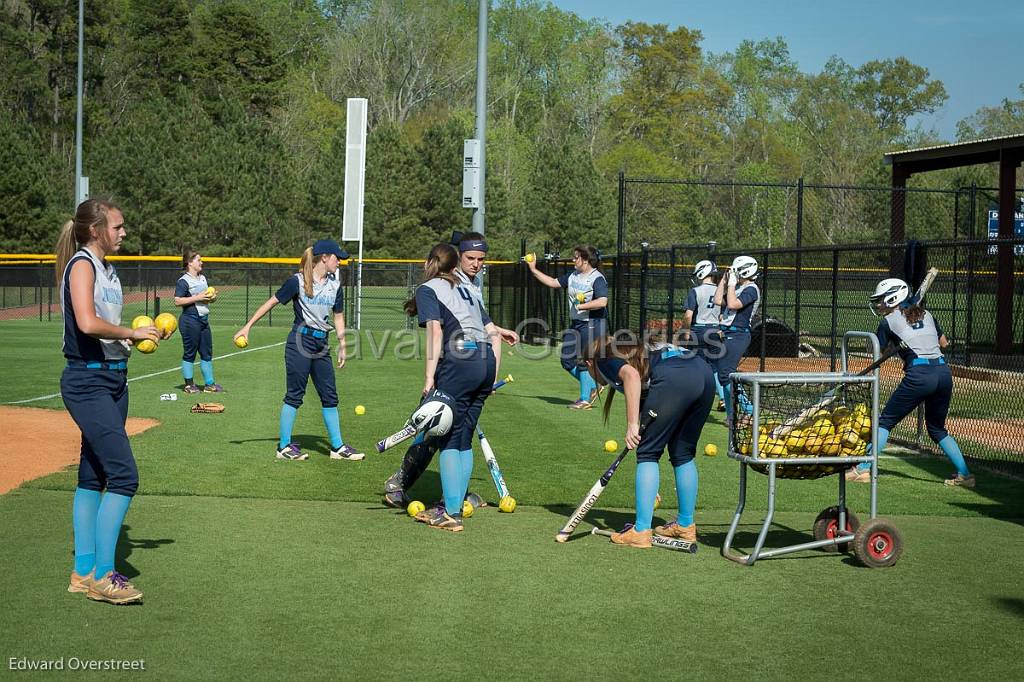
[2,320,1024,678]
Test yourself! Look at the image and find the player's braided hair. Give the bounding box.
[54,199,120,284]
[403,243,460,316]
[582,332,650,423]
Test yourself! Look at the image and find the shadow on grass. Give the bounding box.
[888,452,1024,525]
[529,395,577,406]
[994,597,1024,620]
[114,525,175,579]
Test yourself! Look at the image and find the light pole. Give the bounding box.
[74,0,86,206]
[471,0,488,235]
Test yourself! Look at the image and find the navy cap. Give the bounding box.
[312,239,349,259]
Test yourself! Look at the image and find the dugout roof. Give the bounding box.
[885,133,1024,354]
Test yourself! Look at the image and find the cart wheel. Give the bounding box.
[852,517,904,569]
[812,506,860,553]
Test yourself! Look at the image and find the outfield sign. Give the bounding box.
[987,209,1024,255]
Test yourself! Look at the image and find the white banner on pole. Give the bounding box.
[343,98,368,328]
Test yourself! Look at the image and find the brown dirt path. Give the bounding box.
[0,406,159,494]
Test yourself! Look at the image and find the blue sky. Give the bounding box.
[550,0,1024,140]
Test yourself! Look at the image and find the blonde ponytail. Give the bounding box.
[54,220,78,285]
[299,247,315,298]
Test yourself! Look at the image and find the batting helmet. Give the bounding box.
[731,255,758,280]
[693,259,717,281]
[869,278,909,311]
[410,389,455,437]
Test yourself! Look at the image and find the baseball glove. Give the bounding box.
[191,402,225,414]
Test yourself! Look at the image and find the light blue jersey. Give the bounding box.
[61,248,129,362]
[685,283,720,326]
[720,282,760,329]
[176,272,209,317]
[557,269,608,322]
[274,272,345,331]
[416,276,492,347]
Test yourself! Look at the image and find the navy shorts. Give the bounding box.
[561,319,607,373]
[636,356,715,466]
[433,344,496,451]
[283,329,338,408]
[180,314,213,362]
[60,365,139,497]
[880,364,953,442]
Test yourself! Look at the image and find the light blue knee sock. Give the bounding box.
[714,373,725,401]
[200,360,215,384]
[579,370,597,402]
[858,427,890,472]
[279,404,298,449]
[72,488,101,576]
[737,390,753,415]
[723,383,733,422]
[93,492,132,580]
[674,460,698,526]
[459,449,474,500]
[634,461,659,531]
[322,407,343,449]
[181,361,194,381]
[439,449,463,515]
[938,436,970,477]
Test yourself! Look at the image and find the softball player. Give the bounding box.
[525,245,608,408]
[714,255,760,424]
[174,249,221,393]
[583,335,715,548]
[56,199,162,605]
[404,242,497,532]
[682,259,726,409]
[847,278,973,487]
[382,232,516,508]
[234,239,364,461]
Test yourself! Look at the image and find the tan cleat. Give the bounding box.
[68,570,94,594]
[944,473,976,488]
[845,467,871,483]
[610,526,652,548]
[654,521,697,543]
[88,571,143,605]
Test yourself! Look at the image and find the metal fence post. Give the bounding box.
[267,264,273,327]
[795,178,804,340]
[616,172,626,329]
[829,249,839,372]
[37,264,42,321]
[639,243,650,336]
[667,245,677,343]
[965,184,977,365]
[759,253,768,372]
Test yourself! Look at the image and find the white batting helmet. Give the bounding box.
[410,389,455,437]
[869,278,909,310]
[693,260,717,281]
[731,255,758,280]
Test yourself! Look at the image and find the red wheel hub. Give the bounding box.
[868,531,894,559]
[826,519,853,539]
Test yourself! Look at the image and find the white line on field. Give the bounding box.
[3,342,284,405]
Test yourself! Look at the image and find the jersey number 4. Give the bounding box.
[456,286,476,307]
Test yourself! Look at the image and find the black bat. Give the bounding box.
[555,409,657,543]
[590,527,697,554]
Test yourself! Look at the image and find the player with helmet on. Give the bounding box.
[382,231,517,509]
[402,242,500,532]
[682,259,726,410]
[714,255,760,424]
[845,278,974,487]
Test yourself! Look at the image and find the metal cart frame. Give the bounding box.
[721,331,891,565]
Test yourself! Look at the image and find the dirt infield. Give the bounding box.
[946,418,1024,455]
[0,406,159,494]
